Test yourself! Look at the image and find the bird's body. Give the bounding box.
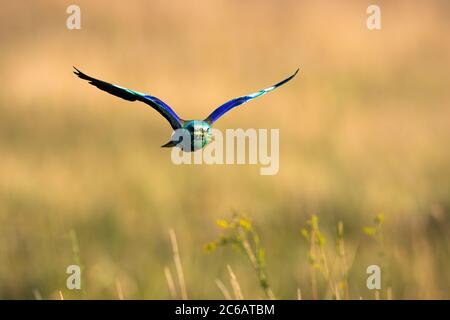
[74,67,298,151]
[177,120,213,151]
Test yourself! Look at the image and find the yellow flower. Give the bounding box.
[363,227,377,236]
[375,214,385,225]
[239,218,252,231]
[216,219,229,229]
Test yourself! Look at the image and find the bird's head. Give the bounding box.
[161,120,212,152]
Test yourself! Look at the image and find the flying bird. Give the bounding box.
[74,67,298,151]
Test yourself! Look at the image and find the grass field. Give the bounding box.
[0,1,449,299]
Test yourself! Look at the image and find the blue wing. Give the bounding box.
[74,67,183,129]
[205,69,299,124]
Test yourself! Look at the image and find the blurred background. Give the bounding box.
[0,0,449,299]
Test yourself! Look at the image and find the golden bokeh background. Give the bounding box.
[0,0,449,299]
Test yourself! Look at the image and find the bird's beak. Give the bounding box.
[161,140,178,148]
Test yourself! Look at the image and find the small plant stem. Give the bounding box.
[238,228,275,299]
[169,228,188,300]
[115,279,124,300]
[297,288,302,300]
[215,279,232,300]
[227,265,244,300]
[164,267,177,299]
[309,230,318,300]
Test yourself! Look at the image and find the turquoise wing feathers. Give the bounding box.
[73,67,183,129]
[205,69,299,124]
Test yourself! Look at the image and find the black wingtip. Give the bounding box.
[284,68,300,83]
[73,66,82,77]
[73,66,92,81]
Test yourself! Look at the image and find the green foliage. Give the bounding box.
[363,214,385,241]
[205,214,274,299]
[363,214,391,296]
[206,213,393,300]
[300,215,336,299]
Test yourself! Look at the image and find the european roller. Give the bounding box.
[74,67,298,151]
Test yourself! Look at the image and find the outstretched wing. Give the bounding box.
[205,69,299,124]
[73,67,183,129]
